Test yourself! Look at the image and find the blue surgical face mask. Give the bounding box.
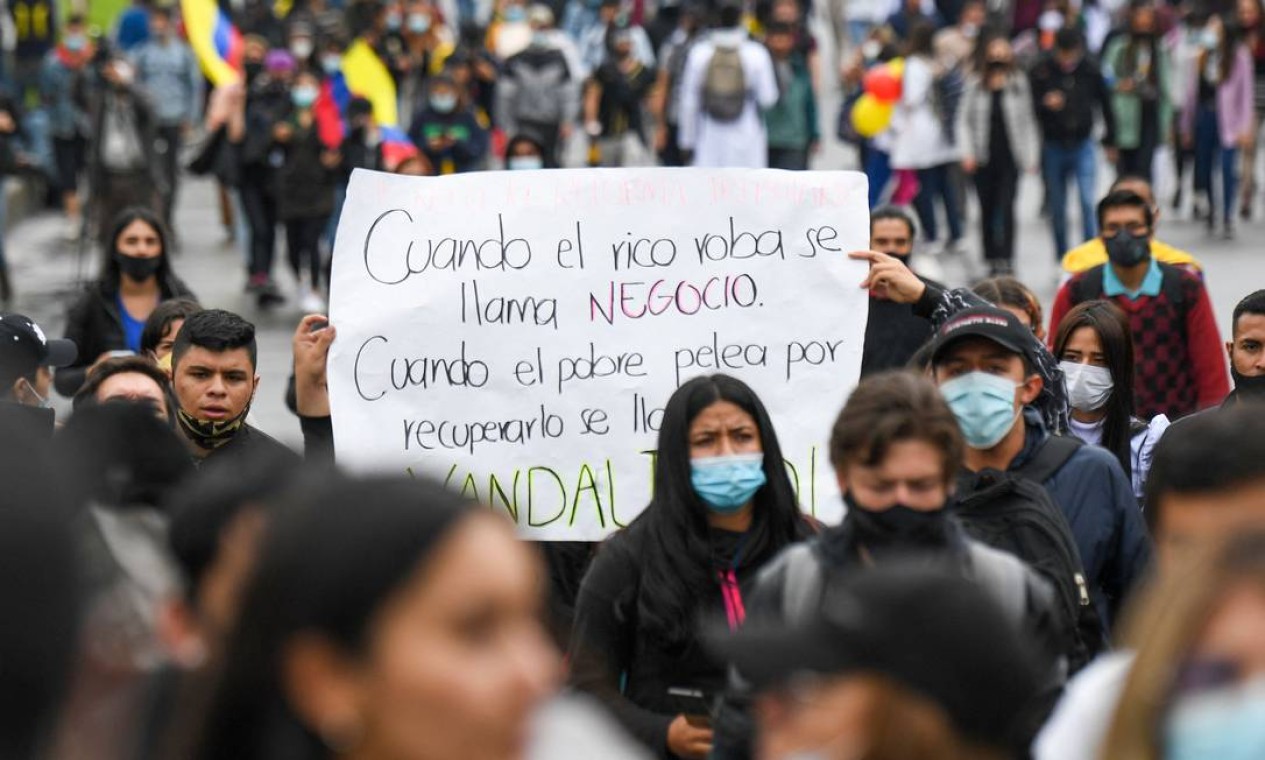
[386,11,403,30]
[321,55,342,75]
[939,371,1021,450]
[408,12,431,33]
[504,6,527,22]
[429,93,457,112]
[691,453,767,514]
[508,155,543,170]
[65,34,87,52]
[1166,675,1265,760]
[19,377,51,410]
[291,85,318,108]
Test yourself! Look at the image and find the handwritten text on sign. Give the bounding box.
[328,168,870,540]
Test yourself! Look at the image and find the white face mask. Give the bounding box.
[1060,361,1114,412]
[18,377,51,409]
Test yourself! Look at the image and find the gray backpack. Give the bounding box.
[703,44,747,122]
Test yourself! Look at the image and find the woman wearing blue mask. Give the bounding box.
[1052,300,1170,506]
[1100,530,1265,760]
[569,374,811,760]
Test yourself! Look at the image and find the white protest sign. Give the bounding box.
[328,168,870,540]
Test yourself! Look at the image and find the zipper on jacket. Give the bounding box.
[1074,572,1090,607]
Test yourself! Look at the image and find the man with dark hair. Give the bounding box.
[0,313,77,437]
[1036,404,1265,759]
[711,371,1065,758]
[1029,27,1115,260]
[929,305,1149,635]
[1060,175,1201,277]
[860,206,942,376]
[170,309,295,463]
[1224,289,1265,406]
[1050,190,1229,420]
[72,355,172,422]
[140,297,201,366]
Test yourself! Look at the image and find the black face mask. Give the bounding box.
[1104,230,1150,268]
[244,61,263,84]
[116,253,162,282]
[845,493,952,552]
[1232,367,1265,401]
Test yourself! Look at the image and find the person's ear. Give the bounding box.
[1019,373,1044,406]
[252,374,261,398]
[1226,340,1235,365]
[9,377,26,403]
[282,633,366,752]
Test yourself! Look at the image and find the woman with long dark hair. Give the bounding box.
[568,374,811,760]
[1052,300,1169,505]
[55,207,197,396]
[196,475,559,760]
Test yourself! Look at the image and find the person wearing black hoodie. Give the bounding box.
[55,207,196,397]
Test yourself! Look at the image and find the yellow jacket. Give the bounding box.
[1061,238,1203,275]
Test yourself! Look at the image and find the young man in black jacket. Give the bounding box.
[1028,28,1115,261]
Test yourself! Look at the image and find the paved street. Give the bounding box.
[8,131,1259,448]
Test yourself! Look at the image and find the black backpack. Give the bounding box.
[954,436,1105,673]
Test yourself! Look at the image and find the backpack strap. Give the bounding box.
[1156,262,1189,315]
[1014,435,1083,484]
[1068,266,1106,304]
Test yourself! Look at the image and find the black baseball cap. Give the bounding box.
[709,562,1045,749]
[0,313,77,378]
[928,306,1031,366]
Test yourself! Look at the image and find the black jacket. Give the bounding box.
[197,423,299,468]
[275,117,337,221]
[55,275,197,397]
[1028,54,1116,147]
[568,520,775,757]
[860,272,943,376]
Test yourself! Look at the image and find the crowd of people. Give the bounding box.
[3,0,1265,306]
[0,0,1264,758]
[0,184,1262,759]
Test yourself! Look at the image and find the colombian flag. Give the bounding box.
[313,37,414,168]
[340,38,398,127]
[180,0,243,86]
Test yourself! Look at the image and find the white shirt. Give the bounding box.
[1067,414,1170,504]
[678,28,779,168]
[1035,651,1135,760]
[889,54,959,169]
